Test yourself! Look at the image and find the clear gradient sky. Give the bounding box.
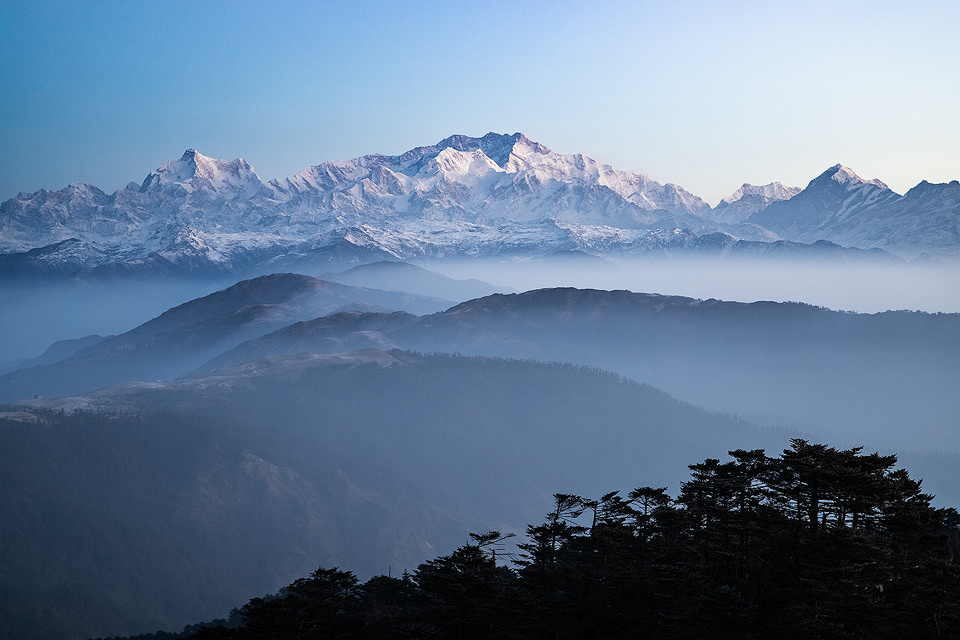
[2,0,958,205]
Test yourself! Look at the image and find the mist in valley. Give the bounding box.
[8,258,956,365]
[423,257,960,453]
[430,255,960,315]
[4,257,959,458]
[0,276,235,367]
[3,256,960,639]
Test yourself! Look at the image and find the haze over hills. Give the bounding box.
[319,260,509,301]
[0,350,780,640]
[4,316,960,639]
[2,133,958,280]
[5,274,959,458]
[3,268,960,639]
[0,272,458,401]
[200,285,960,454]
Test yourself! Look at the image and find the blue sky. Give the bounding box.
[2,0,958,205]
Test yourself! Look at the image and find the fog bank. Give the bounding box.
[429,257,960,315]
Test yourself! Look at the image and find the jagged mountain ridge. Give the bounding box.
[1,133,721,274]
[2,133,958,275]
[268,132,712,224]
[750,165,960,257]
[749,165,900,241]
[707,182,803,224]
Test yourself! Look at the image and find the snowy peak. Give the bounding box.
[140,149,207,188]
[494,132,553,168]
[708,182,802,224]
[745,164,906,247]
[429,132,549,169]
[139,149,263,197]
[265,132,711,227]
[817,164,890,191]
[394,132,547,172]
[436,133,710,214]
[721,182,801,205]
[423,147,503,182]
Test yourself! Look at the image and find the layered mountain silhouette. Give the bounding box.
[0,273,456,401]
[5,269,960,638]
[6,275,959,454]
[320,260,508,301]
[1,350,777,640]
[200,286,960,451]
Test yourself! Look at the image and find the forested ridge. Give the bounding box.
[100,440,960,640]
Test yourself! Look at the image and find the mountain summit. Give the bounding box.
[747,164,902,244]
[412,132,548,168]
[139,149,264,198]
[708,182,801,224]
[821,163,889,189]
[265,131,711,228]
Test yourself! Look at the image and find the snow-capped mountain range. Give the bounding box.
[2,132,958,277]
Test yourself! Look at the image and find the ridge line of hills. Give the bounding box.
[3,266,960,639]
[4,269,959,455]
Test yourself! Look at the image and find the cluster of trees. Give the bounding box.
[104,440,960,639]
